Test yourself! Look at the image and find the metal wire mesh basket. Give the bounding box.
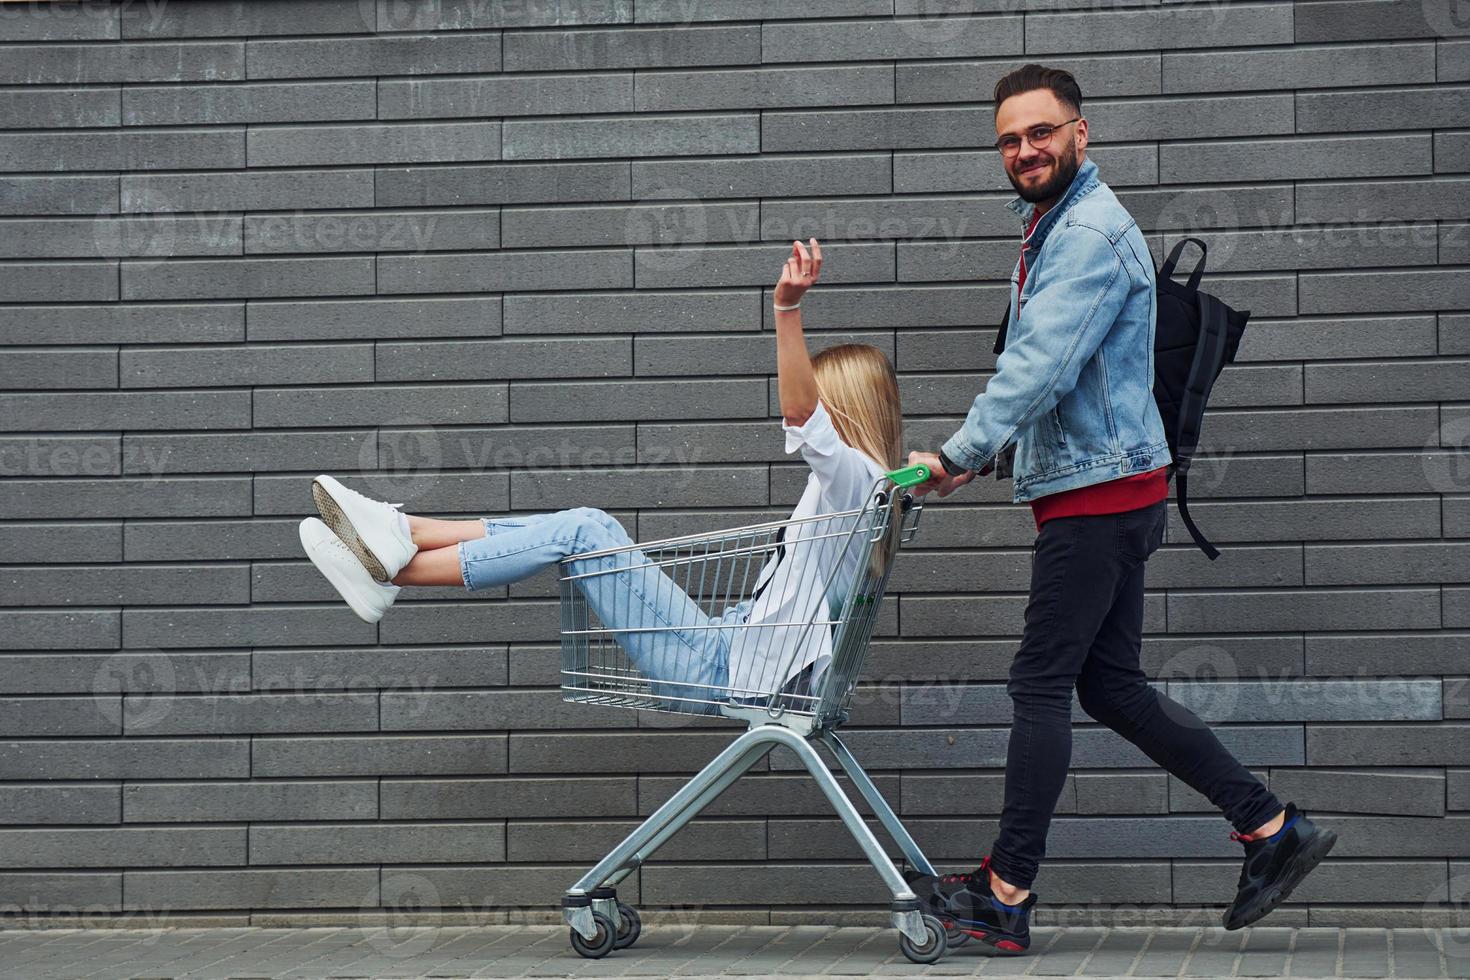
[559,473,924,731]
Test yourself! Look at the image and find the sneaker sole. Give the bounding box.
[312,479,390,583]
[939,918,1028,955]
[299,523,387,625]
[1225,827,1338,930]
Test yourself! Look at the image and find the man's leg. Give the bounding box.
[986,511,1137,894]
[1072,500,1284,835]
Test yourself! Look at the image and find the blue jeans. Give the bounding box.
[458,507,745,712]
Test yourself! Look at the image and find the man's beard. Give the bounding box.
[1008,141,1080,204]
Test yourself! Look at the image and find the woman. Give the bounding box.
[299,238,903,711]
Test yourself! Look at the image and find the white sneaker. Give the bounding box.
[299,517,400,624]
[310,474,418,583]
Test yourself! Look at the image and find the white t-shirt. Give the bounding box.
[723,399,888,700]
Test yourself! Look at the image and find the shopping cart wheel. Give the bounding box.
[898,913,947,965]
[569,910,616,959]
[942,919,972,947]
[613,902,641,949]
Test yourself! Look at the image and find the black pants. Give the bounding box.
[988,498,1283,891]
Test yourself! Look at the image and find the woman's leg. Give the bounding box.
[392,512,565,585]
[457,507,730,708]
[405,516,486,551]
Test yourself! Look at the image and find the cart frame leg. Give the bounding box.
[563,723,930,946]
[820,729,936,878]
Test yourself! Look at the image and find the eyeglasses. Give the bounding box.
[995,117,1080,157]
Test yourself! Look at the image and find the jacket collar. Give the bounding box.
[1005,155,1099,251]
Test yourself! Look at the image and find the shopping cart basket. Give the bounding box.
[558,463,952,964]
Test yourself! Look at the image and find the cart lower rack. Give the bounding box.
[557,464,954,964]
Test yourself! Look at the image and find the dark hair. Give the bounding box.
[993,64,1082,117]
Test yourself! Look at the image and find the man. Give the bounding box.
[905,64,1336,954]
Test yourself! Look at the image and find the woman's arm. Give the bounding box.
[774,238,823,426]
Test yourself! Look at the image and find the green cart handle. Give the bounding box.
[884,462,931,488]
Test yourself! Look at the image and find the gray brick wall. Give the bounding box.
[0,0,1465,927]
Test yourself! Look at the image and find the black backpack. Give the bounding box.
[990,236,1249,560]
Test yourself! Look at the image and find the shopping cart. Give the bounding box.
[558,464,952,964]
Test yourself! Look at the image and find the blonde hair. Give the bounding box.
[810,343,904,473]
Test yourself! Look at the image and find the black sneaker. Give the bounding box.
[1223,801,1337,930]
[905,856,1035,954]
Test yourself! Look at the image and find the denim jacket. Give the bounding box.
[940,156,1172,502]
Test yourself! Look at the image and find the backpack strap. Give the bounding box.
[1161,237,1208,291]
[1173,291,1232,561]
[992,299,1011,356]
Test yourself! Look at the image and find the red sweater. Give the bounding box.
[1013,207,1169,529]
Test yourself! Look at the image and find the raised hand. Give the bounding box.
[906,450,975,498]
[774,238,823,308]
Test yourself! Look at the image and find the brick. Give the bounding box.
[1166,41,1435,92]
[0,651,248,696]
[0,85,119,129]
[504,24,757,71]
[1299,84,1470,133]
[370,0,631,30]
[0,784,118,825]
[249,823,504,865]
[0,697,117,738]
[1168,587,1440,633]
[123,430,371,475]
[395,865,637,907]
[1028,4,1292,53]
[1306,632,1470,676]
[1298,176,1470,223]
[248,32,500,79]
[2,128,244,172]
[248,120,500,167]
[0,827,242,869]
[121,344,373,388]
[1269,768,1445,817]
[0,174,118,215]
[1297,0,1450,41]
[382,689,635,732]
[763,17,1021,62]
[1307,358,1470,402]
[122,0,371,36]
[1308,724,1470,765]
[0,565,247,607]
[0,215,241,260]
[637,0,886,21]
[123,781,377,823]
[633,153,891,200]
[0,42,243,84]
[248,296,497,342]
[252,383,507,428]
[381,72,630,118]
[122,169,373,212]
[504,113,758,160]
[375,161,628,207]
[123,256,375,301]
[1306,452,1467,495]
[504,290,758,335]
[1306,541,1470,585]
[899,54,1160,104]
[123,79,375,125]
[0,260,117,302]
[0,605,116,652]
[1163,498,1440,544]
[124,518,299,562]
[123,693,378,736]
[122,606,376,649]
[0,348,116,389]
[0,477,251,519]
[245,208,498,254]
[1237,315,1438,361]
[637,64,891,111]
[122,869,378,911]
[0,2,117,42]
[378,249,630,294]
[0,739,248,780]
[510,378,765,422]
[380,777,634,819]
[501,200,756,249]
[762,106,991,153]
[507,819,758,862]
[251,735,507,777]
[1166,678,1442,722]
